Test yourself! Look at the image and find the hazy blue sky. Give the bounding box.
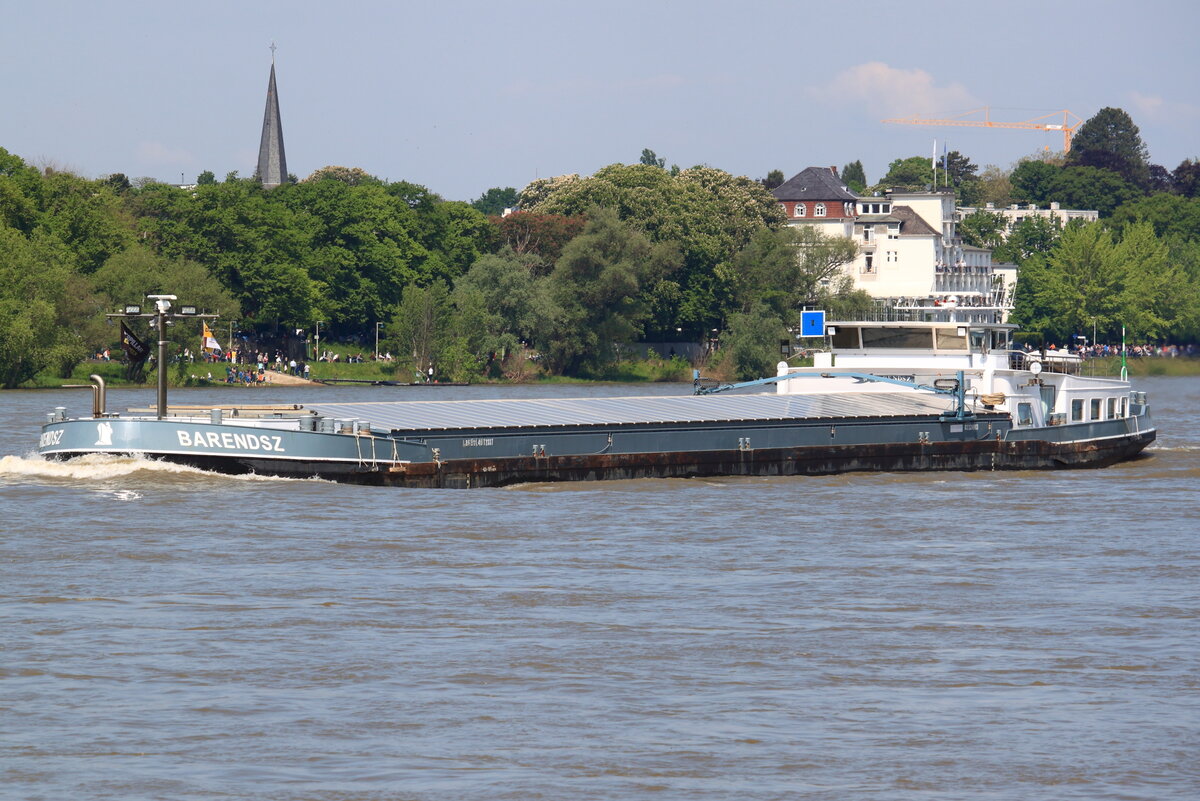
[4,0,1197,200]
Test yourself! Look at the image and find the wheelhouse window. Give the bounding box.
[860,327,933,349]
[1071,399,1084,421]
[1107,398,1117,418]
[830,326,861,349]
[815,203,826,217]
[934,329,967,350]
[1017,402,1034,427]
[1120,397,1128,417]
[1090,398,1102,420]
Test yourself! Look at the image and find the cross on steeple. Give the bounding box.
[270,41,276,63]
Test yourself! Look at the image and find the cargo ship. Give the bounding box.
[37,312,1154,488]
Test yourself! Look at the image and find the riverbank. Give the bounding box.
[15,354,695,389]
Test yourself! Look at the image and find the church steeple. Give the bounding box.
[256,46,287,189]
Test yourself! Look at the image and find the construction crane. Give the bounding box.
[882,107,1084,153]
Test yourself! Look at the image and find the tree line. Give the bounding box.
[1,106,1196,386]
[0,153,868,385]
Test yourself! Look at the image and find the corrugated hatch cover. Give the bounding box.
[306,392,965,433]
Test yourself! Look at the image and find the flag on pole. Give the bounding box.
[202,322,221,355]
[120,321,149,363]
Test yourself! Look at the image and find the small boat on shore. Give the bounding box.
[37,315,1155,488]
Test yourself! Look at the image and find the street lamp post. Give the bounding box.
[375,322,383,361]
[315,321,323,361]
[107,295,217,419]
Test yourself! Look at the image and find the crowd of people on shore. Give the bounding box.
[313,350,392,363]
[1025,342,1200,358]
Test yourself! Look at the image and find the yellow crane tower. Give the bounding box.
[882,107,1084,153]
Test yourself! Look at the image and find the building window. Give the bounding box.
[887,225,899,239]
[886,251,897,263]
[815,203,826,217]
[863,227,873,242]
[794,203,805,217]
[862,255,874,273]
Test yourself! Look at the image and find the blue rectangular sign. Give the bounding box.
[800,310,826,337]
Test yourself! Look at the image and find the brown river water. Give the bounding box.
[1,377,1197,800]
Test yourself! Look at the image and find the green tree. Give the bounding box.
[470,186,519,215]
[1108,194,1200,242]
[38,172,133,273]
[196,170,216,185]
[387,281,454,379]
[639,148,666,168]
[992,215,1061,264]
[303,165,382,185]
[1012,223,1120,341]
[723,226,856,323]
[760,169,785,191]
[944,150,982,205]
[0,226,81,386]
[282,179,425,327]
[521,163,786,336]
[841,160,867,193]
[537,207,675,375]
[878,156,933,190]
[1010,159,1060,205]
[454,248,546,344]
[1111,221,1193,340]
[104,173,132,193]
[91,244,240,318]
[492,211,586,268]
[1172,158,1200,198]
[1046,166,1141,217]
[720,304,788,381]
[1012,221,1188,342]
[1067,107,1151,188]
[0,148,41,233]
[976,164,1013,208]
[958,210,1008,249]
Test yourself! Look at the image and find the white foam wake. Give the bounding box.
[0,453,299,483]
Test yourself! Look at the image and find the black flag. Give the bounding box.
[120,321,149,363]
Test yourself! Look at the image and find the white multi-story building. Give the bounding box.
[772,168,1011,320]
